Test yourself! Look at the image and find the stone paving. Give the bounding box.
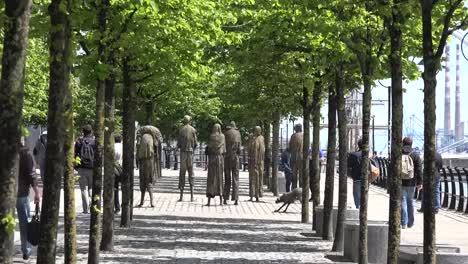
[13,168,468,263]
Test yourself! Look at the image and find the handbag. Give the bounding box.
[27,203,41,246]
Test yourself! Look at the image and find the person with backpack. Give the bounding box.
[400,137,422,229]
[75,125,95,214]
[17,138,41,260]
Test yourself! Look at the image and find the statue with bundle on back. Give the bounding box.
[136,125,162,207]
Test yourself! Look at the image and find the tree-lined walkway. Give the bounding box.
[13,168,468,263]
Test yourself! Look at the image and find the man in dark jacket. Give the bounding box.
[348,140,364,209]
[401,137,422,229]
[17,139,41,260]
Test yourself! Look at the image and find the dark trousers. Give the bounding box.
[285,171,292,192]
[114,175,120,211]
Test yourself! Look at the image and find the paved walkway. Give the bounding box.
[13,168,468,263]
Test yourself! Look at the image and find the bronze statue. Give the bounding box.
[248,126,265,202]
[289,123,303,189]
[205,124,226,206]
[136,125,162,207]
[177,115,198,201]
[223,121,241,205]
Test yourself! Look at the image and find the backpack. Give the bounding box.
[79,137,95,168]
[401,153,414,180]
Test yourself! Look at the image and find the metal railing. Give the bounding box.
[372,157,468,214]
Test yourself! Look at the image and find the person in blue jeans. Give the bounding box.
[401,137,422,229]
[17,141,41,260]
[347,139,374,209]
[281,148,293,192]
[418,151,443,213]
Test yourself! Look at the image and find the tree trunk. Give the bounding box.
[121,56,136,228]
[37,0,73,262]
[101,61,116,251]
[358,52,373,264]
[322,86,337,240]
[264,121,271,192]
[332,65,348,251]
[311,80,322,230]
[271,111,280,196]
[387,2,403,262]
[421,1,437,262]
[302,85,311,223]
[0,1,32,262]
[145,100,154,125]
[63,112,76,264]
[88,0,108,262]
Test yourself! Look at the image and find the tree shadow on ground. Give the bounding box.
[71,214,333,263]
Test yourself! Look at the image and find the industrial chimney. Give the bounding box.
[456,44,461,142]
[444,46,452,144]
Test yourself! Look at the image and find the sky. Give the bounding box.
[281,32,468,156]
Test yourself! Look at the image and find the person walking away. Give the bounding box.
[33,131,47,181]
[17,139,41,260]
[75,125,95,214]
[177,115,197,202]
[248,126,265,202]
[223,121,242,205]
[205,124,226,206]
[114,134,123,213]
[418,151,443,214]
[281,148,292,192]
[289,124,303,189]
[400,137,422,228]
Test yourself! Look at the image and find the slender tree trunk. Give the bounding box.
[88,0,108,262]
[271,111,280,196]
[0,1,32,262]
[358,57,373,264]
[322,87,337,240]
[264,121,271,192]
[37,0,73,262]
[387,3,403,262]
[302,85,311,223]
[332,65,348,251]
[421,1,437,262]
[101,61,116,251]
[311,80,322,230]
[63,113,76,264]
[121,56,136,228]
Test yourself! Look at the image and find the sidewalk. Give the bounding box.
[13,168,468,263]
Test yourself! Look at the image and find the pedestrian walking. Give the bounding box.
[281,148,292,192]
[74,125,95,214]
[114,134,123,213]
[400,137,422,229]
[17,139,41,260]
[33,130,47,180]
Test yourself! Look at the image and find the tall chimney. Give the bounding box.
[456,44,461,141]
[444,46,451,140]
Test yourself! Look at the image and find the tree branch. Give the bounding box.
[108,7,138,57]
[75,30,91,56]
[135,73,154,83]
[274,44,312,53]
[435,0,464,59]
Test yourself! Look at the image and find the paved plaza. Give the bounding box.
[13,168,468,263]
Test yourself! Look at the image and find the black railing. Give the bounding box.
[372,157,468,214]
